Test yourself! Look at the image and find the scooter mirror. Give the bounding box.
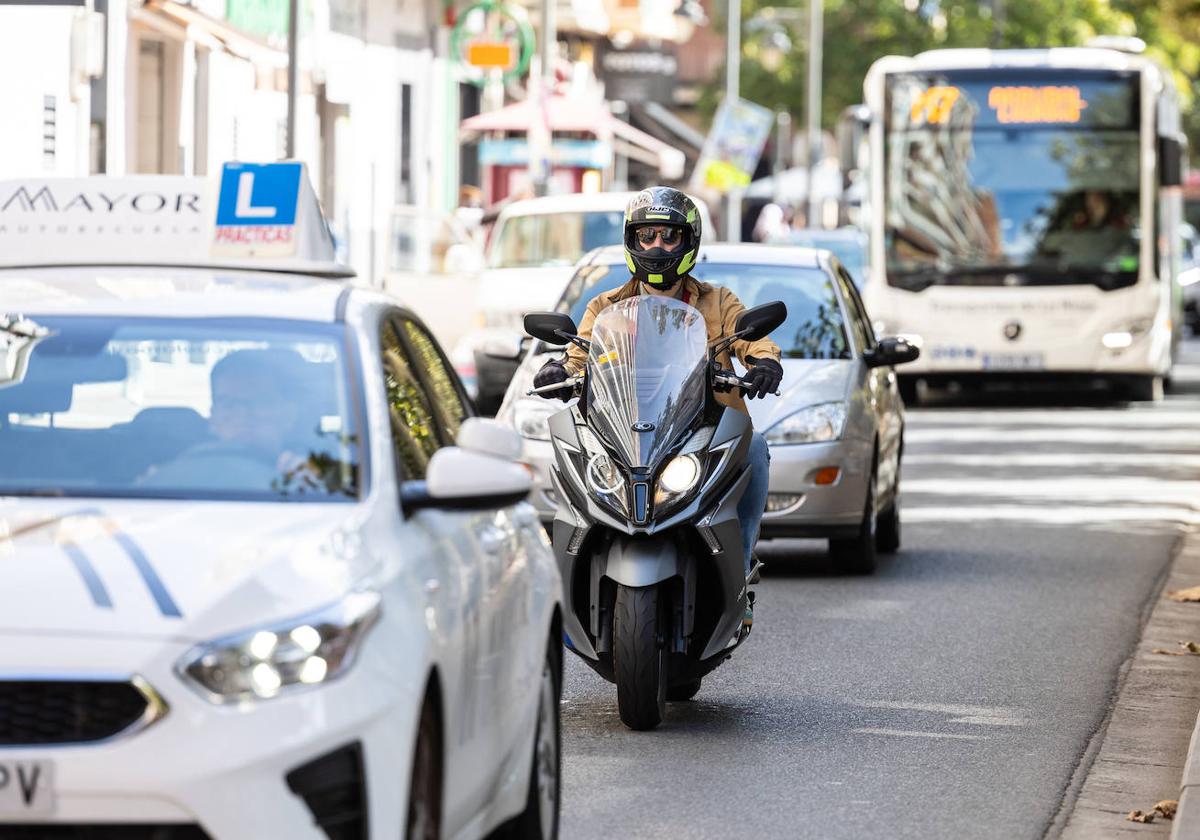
[524,312,578,345]
[734,301,788,341]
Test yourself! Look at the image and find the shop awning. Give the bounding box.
[138,0,287,68]
[461,94,685,178]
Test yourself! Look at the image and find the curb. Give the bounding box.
[1173,711,1200,839]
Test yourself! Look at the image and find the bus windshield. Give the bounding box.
[884,69,1141,289]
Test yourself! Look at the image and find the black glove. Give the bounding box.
[743,357,783,399]
[533,359,573,401]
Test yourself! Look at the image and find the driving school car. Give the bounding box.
[496,244,920,574]
[0,166,562,840]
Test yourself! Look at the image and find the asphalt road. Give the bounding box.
[558,339,1200,840]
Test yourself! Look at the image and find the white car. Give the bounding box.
[469,191,712,412]
[0,168,563,840]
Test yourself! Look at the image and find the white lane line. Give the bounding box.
[904,477,1200,504]
[853,728,990,741]
[854,702,1029,727]
[903,505,1200,525]
[905,453,1200,469]
[907,427,1199,445]
[908,409,1200,428]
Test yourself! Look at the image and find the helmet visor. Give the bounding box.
[633,225,684,247]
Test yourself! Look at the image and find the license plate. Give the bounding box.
[981,352,1044,371]
[0,761,54,815]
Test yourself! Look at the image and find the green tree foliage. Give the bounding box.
[704,0,1200,156]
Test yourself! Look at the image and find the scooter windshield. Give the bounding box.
[586,295,708,470]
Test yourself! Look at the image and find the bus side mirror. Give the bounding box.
[1160,134,1186,187]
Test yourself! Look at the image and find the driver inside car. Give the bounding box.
[533,186,784,589]
[141,348,321,492]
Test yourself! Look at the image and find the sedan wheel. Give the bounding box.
[830,468,878,575]
[499,644,561,839]
[405,697,442,840]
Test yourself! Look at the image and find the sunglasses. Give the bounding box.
[634,226,683,246]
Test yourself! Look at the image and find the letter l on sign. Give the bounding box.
[235,173,277,219]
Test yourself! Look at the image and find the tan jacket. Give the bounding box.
[561,276,782,415]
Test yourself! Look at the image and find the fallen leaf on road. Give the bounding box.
[1154,800,1178,820]
[1167,586,1200,602]
[1126,810,1155,823]
[1152,641,1200,656]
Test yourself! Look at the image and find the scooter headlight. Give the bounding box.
[586,453,624,495]
[659,455,701,494]
[654,454,702,511]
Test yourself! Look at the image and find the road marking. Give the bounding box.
[855,701,1029,727]
[853,728,990,741]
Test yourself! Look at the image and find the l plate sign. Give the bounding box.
[213,162,302,258]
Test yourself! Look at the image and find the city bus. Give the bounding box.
[851,46,1187,402]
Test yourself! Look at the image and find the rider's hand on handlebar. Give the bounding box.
[533,359,574,402]
[743,357,783,399]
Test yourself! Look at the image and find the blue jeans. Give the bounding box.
[737,432,770,575]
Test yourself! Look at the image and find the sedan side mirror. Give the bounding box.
[524,312,578,345]
[734,301,788,341]
[864,336,920,369]
[399,446,531,512]
[456,417,522,461]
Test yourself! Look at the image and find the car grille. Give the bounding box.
[0,827,211,839]
[286,742,368,840]
[0,680,153,745]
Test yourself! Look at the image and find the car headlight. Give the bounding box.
[178,591,381,703]
[513,400,556,441]
[765,402,848,445]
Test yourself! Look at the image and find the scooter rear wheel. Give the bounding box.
[613,584,667,730]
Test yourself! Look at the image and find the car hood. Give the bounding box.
[745,359,855,432]
[0,498,371,642]
[478,266,576,326]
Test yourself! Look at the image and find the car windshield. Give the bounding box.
[587,296,708,470]
[488,211,625,269]
[0,316,360,501]
[559,262,850,360]
[778,233,867,285]
[885,70,1141,288]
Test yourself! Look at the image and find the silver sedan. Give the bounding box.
[495,243,920,573]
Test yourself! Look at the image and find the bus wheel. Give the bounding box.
[1125,375,1163,403]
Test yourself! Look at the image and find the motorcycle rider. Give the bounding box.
[533,186,783,585]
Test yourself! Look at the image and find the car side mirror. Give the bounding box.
[864,336,920,369]
[456,417,523,460]
[482,331,527,361]
[399,446,530,512]
[734,301,788,341]
[524,312,578,345]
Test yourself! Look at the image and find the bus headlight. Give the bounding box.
[1101,318,1153,349]
[765,402,848,444]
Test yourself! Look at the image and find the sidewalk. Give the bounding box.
[1058,525,1200,838]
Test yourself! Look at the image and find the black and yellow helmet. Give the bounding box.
[623,187,702,290]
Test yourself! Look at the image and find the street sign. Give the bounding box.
[690,97,774,195]
[212,161,313,258]
[466,41,516,71]
[449,0,534,86]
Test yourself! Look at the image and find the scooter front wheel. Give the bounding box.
[613,584,667,730]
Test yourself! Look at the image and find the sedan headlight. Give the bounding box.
[765,402,848,445]
[513,400,556,441]
[179,591,381,703]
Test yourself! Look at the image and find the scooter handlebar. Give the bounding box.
[526,375,584,397]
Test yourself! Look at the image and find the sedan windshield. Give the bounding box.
[558,262,850,360]
[489,211,625,269]
[0,317,360,501]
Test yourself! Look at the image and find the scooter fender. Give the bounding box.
[601,536,682,589]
